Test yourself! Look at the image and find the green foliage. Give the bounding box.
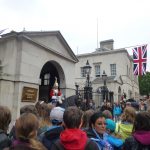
[139,72,150,96]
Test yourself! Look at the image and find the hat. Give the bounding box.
[106,119,116,132]
[50,107,65,124]
[53,77,58,87]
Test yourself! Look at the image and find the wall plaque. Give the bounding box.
[21,87,38,102]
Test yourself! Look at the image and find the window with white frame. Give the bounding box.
[81,67,86,77]
[110,64,116,76]
[44,73,50,85]
[95,65,100,77]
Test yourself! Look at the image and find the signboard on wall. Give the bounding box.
[21,87,38,102]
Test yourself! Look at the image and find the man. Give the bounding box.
[40,107,65,150]
[49,77,62,105]
[51,106,99,150]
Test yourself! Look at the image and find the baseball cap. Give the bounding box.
[106,119,116,132]
[50,107,65,125]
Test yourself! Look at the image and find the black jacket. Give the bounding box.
[124,136,150,150]
[41,126,64,150]
[0,129,11,149]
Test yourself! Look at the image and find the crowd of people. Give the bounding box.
[0,98,150,150]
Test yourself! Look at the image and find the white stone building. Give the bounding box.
[0,31,78,121]
[75,39,139,107]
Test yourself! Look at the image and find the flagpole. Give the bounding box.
[97,17,99,49]
[118,43,148,50]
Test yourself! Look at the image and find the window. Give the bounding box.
[81,67,86,77]
[43,73,50,85]
[110,64,116,76]
[95,65,100,77]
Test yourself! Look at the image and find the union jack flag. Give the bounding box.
[133,45,147,76]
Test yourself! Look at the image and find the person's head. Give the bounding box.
[53,77,59,89]
[38,102,53,127]
[102,110,113,119]
[15,113,39,140]
[126,102,131,107]
[82,109,94,128]
[15,113,47,150]
[63,106,83,129]
[0,105,11,132]
[107,102,111,107]
[133,111,150,131]
[89,112,106,134]
[20,105,38,116]
[105,119,116,133]
[50,107,65,125]
[121,106,136,123]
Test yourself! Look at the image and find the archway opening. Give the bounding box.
[39,61,64,102]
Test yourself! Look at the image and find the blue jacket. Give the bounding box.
[104,133,124,150]
[85,128,113,150]
[113,106,122,116]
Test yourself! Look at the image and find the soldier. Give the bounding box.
[49,77,62,106]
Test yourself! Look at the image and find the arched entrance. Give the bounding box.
[39,60,65,102]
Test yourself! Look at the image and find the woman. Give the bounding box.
[0,105,11,149]
[113,102,122,122]
[11,113,47,150]
[115,106,136,141]
[124,111,150,150]
[35,101,53,135]
[85,112,112,149]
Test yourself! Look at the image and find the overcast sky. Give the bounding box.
[0,0,150,71]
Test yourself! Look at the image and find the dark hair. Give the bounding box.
[0,105,11,131]
[20,105,38,116]
[63,106,83,128]
[89,112,105,128]
[133,111,150,131]
[102,110,112,119]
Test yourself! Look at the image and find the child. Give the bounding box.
[105,119,124,150]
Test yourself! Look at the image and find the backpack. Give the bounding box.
[40,126,64,150]
[0,129,12,149]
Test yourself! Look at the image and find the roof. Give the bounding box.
[0,30,78,63]
[76,48,132,61]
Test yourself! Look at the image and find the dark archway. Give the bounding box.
[39,61,64,102]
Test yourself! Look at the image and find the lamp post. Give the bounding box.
[83,60,92,110]
[75,82,79,95]
[102,70,108,102]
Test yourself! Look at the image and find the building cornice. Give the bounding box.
[77,49,133,61]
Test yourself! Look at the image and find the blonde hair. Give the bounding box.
[0,105,11,132]
[15,113,46,150]
[35,102,53,128]
[121,107,136,123]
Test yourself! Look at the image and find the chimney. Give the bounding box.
[100,39,114,50]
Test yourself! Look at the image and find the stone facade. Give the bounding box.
[0,31,78,121]
[75,39,139,107]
